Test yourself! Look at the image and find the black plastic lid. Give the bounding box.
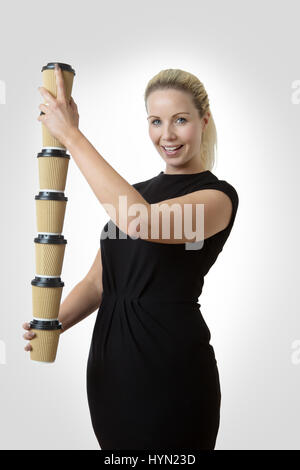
[37,148,70,159]
[34,234,67,245]
[31,276,64,288]
[41,62,76,76]
[35,191,68,201]
[30,319,62,330]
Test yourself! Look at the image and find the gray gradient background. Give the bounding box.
[0,0,299,450]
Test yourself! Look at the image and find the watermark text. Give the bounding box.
[100,196,205,250]
[0,340,6,365]
[0,80,6,104]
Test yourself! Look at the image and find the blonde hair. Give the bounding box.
[144,69,217,171]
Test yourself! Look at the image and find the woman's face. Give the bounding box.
[147,89,209,173]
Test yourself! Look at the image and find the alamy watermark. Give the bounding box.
[291,80,300,104]
[291,339,300,365]
[100,196,205,251]
[0,80,5,104]
[0,340,6,365]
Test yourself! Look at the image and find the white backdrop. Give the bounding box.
[0,0,299,450]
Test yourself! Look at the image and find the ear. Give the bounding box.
[202,111,210,130]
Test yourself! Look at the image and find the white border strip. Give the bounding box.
[33,317,59,321]
[39,189,64,193]
[37,232,62,236]
[42,146,66,151]
[35,274,61,279]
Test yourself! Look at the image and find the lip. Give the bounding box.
[161,145,184,156]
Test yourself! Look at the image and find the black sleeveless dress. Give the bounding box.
[86,170,239,450]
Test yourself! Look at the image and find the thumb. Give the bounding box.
[69,96,78,110]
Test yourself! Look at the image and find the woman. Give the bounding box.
[23,65,239,449]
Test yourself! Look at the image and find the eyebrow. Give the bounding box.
[147,112,190,120]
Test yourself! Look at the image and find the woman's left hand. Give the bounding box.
[37,64,79,147]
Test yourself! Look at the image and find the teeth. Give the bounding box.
[164,146,181,150]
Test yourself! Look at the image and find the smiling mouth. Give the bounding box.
[161,145,184,155]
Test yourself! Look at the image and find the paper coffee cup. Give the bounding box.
[41,62,76,150]
[35,191,68,234]
[31,276,64,319]
[37,148,70,191]
[29,319,62,363]
[34,234,67,277]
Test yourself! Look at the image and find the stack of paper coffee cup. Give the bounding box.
[30,62,76,363]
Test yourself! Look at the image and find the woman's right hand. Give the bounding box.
[22,322,35,352]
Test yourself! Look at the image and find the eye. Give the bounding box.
[151,117,187,126]
[151,119,160,126]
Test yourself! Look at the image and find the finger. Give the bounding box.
[24,343,32,352]
[39,103,49,114]
[38,87,56,106]
[37,112,46,122]
[23,331,35,340]
[69,97,78,113]
[23,322,31,330]
[54,64,67,103]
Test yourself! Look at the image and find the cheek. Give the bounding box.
[149,127,159,143]
[182,124,197,143]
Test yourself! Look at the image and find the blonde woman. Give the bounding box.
[23,64,239,450]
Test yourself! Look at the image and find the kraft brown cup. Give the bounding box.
[34,234,67,277]
[35,191,68,234]
[37,149,71,192]
[31,276,64,320]
[41,62,76,150]
[29,319,62,363]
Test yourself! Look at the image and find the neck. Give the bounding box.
[164,163,206,175]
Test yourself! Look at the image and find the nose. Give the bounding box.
[160,125,177,141]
